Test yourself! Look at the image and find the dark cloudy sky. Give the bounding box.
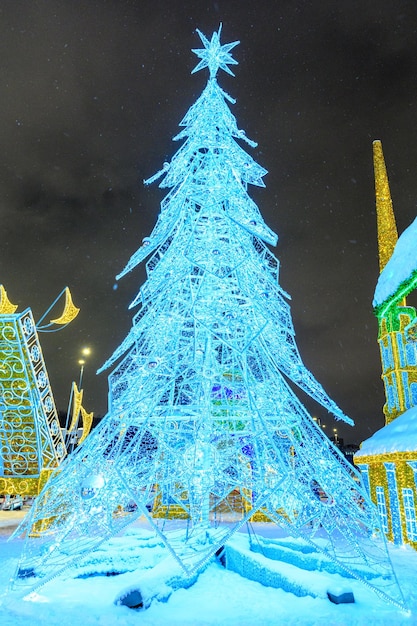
[2,0,417,445]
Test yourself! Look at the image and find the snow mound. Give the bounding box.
[374,216,417,308]
[355,405,417,457]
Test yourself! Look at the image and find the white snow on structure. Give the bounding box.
[373,215,417,307]
[355,405,417,457]
[0,519,416,626]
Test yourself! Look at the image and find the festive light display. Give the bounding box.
[0,288,74,497]
[378,306,417,424]
[355,141,417,552]
[11,28,406,610]
[37,287,80,331]
[63,382,94,448]
[385,462,403,544]
[0,285,18,315]
[373,140,417,320]
[356,450,417,547]
[373,140,399,274]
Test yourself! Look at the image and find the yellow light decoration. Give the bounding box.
[373,140,399,274]
[354,450,417,549]
[0,309,67,497]
[0,284,18,314]
[77,406,94,445]
[0,469,55,497]
[67,382,84,434]
[152,487,191,519]
[353,141,417,553]
[50,287,80,325]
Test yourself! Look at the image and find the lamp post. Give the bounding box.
[78,347,91,388]
[64,347,92,452]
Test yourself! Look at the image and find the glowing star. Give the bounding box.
[192,24,239,78]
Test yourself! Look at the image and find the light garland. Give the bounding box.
[354,451,417,548]
[384,463,403,544]
[354,140,417,552]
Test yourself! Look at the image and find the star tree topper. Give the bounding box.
[192,25,239,78]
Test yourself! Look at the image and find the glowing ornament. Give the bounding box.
[81,473,105,501]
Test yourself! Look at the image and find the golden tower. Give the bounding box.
[354,142,417,550]
[373,141,417,424]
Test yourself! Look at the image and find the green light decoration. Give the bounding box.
[375,271,417,321]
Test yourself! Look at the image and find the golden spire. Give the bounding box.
[373,140,399,273]
[0,285,18,314]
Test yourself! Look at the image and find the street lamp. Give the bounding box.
[78,347,91,387]
[64,346,91,452]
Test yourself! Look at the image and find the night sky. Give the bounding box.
[2,1,417,446]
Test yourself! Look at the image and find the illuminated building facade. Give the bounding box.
[355,141,417,549]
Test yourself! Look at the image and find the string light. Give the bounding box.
[0,309,66,497]
[11,28,406,611]
[354,140,417,553]
[355,451,417,548]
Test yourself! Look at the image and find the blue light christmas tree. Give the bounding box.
[12,27,405,609]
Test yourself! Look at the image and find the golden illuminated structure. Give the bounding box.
[64,382,94,447]
[373,140,399,273]
[0,286,79,498]
[77,406,94,445]
[378,307,417,425]
[49,288,80,326]
[354,142,417,550]
[0,285,18,314]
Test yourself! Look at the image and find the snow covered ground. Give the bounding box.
[1,510,416,626]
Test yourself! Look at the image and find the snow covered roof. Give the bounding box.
[355,405,417,457]
[373,215,417,308]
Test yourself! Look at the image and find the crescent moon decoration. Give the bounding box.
[0,284,18,314]
[63,381,94,450]
[77,406,94,445]
[50,287,80,325]
[37,287,80,332]
[67,382,84,434]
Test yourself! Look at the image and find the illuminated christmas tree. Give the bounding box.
[12,27,405,609]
